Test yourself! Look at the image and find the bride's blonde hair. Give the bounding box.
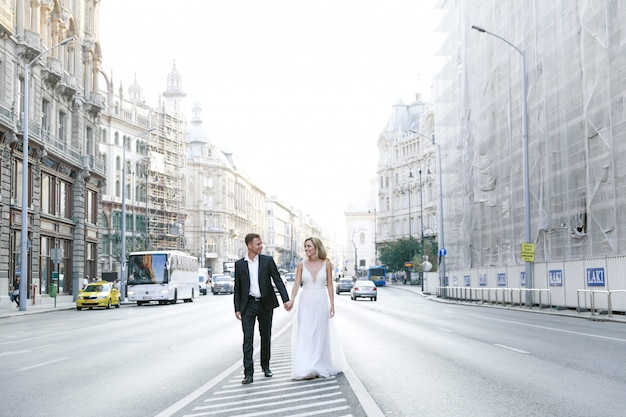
[305,237,327,260]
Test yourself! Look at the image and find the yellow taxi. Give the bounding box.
[76,281,121,310]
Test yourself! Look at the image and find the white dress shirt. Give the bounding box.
[245,254,261,298]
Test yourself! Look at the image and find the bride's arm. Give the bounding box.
[326,261,335,317]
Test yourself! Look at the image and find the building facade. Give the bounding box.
[185,101,266,274]
[374,96,437,270]
[0,0,106,298]
[99,63,188,277]
[432,1,626,278]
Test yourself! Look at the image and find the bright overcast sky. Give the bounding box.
[99,0,443,238]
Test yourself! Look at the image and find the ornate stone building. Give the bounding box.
[185,101,266,274]
[375,96,437,266]
[0,0,106,298]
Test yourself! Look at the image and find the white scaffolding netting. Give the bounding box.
[432,0,626,271]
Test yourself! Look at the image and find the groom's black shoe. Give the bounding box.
[241,376,253,384]
[263,369,273,378]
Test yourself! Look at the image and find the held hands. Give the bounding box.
[284,300,294,311]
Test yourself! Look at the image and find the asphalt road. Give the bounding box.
[1,285,625,417]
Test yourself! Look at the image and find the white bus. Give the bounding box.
[126,250,199,306]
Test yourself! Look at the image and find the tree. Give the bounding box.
[378,238,414,272]
[378,237,439,273]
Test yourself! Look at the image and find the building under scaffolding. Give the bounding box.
[430,1,626,294]
[99,63,188,273]
[147,111,187,251]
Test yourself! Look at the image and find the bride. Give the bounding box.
[285,237,346,379]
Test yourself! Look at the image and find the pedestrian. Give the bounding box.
[285,237,346,380]
[114,279,121,292]
[82,275,89,289]
[10,277,20,307]
[233,233,290,384]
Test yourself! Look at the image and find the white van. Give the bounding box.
[198,268,209,295]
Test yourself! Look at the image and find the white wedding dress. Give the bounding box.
[291,260,346,379]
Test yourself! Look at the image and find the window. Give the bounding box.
[58,111,67,143]
[58,180,72,219]
[12,159,29,206]
[86,189,97,225]
[41,99,50,131]
[86,127,93,155]
[41,173,55,215]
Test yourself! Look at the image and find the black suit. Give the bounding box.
[234,254,289,378]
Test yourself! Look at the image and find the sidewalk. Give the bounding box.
[386,282,626,323]
[0,294,76,318]
[0,294,135,319]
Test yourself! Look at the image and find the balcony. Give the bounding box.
[41,57,63,86]
[85,92,105,116]
[59,74,78,98]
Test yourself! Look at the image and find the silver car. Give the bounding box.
[211,275,234,295]
[350,280,377,301]
[336,278,354,295]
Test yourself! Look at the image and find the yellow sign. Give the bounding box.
[521,243,535,262]
[404,262,413,268]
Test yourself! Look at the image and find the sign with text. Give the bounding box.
[549,269,563,287]
[497,273,506,286]
[464,275,471,287]
[521,243,535,262]
[479,273,487,286]
[586,267,605,287]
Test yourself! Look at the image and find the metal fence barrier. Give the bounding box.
[440,286,551,309]
[577,289,626,317]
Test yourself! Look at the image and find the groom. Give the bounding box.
[234,233,290,384]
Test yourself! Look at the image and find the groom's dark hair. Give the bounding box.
[245,233,261,245]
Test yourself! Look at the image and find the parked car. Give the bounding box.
[336,278,354,294]
[76,281,121,310]
[350,280,377,301]
[211,274,234,295]
[285,273,295,282]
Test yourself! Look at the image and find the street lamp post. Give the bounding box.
[433,139,446,295]
[472,25,532,301]
[407,171,414,284]
[351,239,357,278]
[20,37,75,311]
[121,127,156,301]
[419,169,425,290]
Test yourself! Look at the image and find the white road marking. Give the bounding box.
[18,357,70,371]
[468,313,626,343]
[494,344,530,354]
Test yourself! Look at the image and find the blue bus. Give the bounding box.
[367,266,387,286]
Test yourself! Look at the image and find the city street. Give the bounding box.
[1,285,626,416]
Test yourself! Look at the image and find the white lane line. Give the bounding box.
[18,356,70,371]
[199,386,339,408]
[435,327,453,333]
[191,392,343,414]
[184,399,348,417]
[468,314,626,343]
[154,321,293,417]
[494,344,530,354]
